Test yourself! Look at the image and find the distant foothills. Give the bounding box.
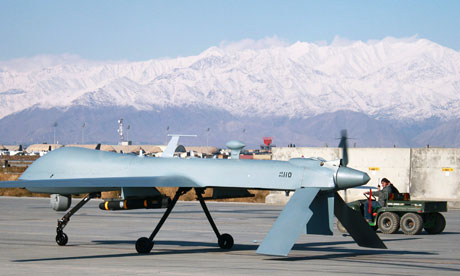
[0,37,459,147]
[0,107,458,148]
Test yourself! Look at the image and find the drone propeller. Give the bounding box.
[338,129,349,201]
[334,130,385,249]
[338,129,348,167]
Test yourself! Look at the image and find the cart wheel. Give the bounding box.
[424,213,446,234]
[378,212,400,234]
[400,213,423,235]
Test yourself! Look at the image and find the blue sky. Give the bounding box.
[1,0,459,61]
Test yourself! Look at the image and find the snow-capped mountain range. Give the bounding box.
[0,37,459,147]
[2,37,460,121]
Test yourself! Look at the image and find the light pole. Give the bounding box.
[117,119,124,144]
[53,122,58,144]
[81,122,86,144]
[165,126,169,144]
[206,128,210,147]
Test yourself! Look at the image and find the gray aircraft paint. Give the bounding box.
[14,147,338,194]
[0,134,381,256]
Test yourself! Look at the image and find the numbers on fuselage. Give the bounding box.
[278,171,292,178]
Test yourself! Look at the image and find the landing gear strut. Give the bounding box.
[195,188,234,250]
[135,188,233,254]
[135,188,188,253]
[55,192,99,246]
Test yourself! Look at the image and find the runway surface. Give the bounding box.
[1,196,459,275]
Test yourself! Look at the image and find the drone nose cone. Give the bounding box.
[363,173,370,185]
[336,167,370,190]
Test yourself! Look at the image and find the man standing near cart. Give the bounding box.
[363,178,400,222]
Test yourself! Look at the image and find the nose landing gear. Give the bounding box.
[55,192,99,246]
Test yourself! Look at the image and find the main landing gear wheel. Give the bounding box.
[218,233,234,249]
[136,237,154,254]
[56,232,68,246]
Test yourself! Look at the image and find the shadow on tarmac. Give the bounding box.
[260,238,460,273]
[266,249,460,273]
[13,238,437,265]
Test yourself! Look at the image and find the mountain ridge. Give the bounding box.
[1,37,459,121]
[0,37,459,147]
[0,105,458,148]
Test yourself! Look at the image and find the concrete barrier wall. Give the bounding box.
[268,147,459,207]
[410,148,459,202]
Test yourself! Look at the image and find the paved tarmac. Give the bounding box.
[0,196,459,275]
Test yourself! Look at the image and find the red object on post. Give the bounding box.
[263,137,272,147]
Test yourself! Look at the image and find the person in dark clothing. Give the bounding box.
[363,178,400,221]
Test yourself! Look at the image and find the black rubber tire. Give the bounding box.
[424,212,446,234]
[218,233,234,249]
[400,213,423,235]
[378,212,400,234]
[337,221,347,233]
[135,237,154,254]
[56,232,68,246]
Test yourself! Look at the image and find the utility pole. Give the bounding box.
[53,122,58,144]
[165,126,170,144]
[81,122,86,144]
[117,119,124,145]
